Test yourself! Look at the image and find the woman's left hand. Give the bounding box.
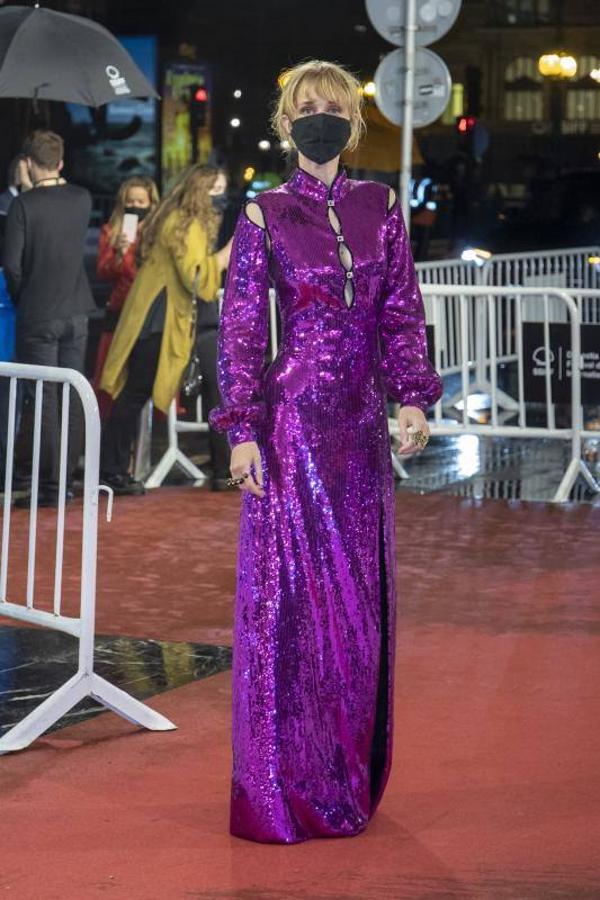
[396,405,430,456]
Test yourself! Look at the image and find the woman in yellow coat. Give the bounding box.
[99,164,232,494]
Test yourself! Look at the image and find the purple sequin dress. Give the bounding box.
[210,167,442,844]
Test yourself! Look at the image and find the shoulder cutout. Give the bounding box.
[244,201,266,229]
[387,187,397,211]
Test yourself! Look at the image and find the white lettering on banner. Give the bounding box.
[531,347,600,381]
[105,64,131,96]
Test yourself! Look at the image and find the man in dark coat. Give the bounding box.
[3,130,94,506]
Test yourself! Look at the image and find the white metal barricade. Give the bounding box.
[417,246,600,408]
[416,257,481,287]
[482,246,600,330]
[393,286,599,503]
[482,245,600,292]
[416,245,600,295]
[0,362,176,754]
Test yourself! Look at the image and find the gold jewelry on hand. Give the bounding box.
[226,473,249,487]
[411,430,429,449]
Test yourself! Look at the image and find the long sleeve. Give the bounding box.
[96,224,137,282]
[2,197,25,302]
[378,200,442,411]
[163,216,220,301]
[208,210,270,446]
[96,225,121,281]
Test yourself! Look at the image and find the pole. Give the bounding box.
[400,0,417,233]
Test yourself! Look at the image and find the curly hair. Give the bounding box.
[139,165,223,262]
[107,176,160,247]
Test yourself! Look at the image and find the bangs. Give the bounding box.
[293,70,354,111]
[272,60,365,152]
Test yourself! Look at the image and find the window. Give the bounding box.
[504,58,543,121]
[566,55,600,121]
[489,0,555,26]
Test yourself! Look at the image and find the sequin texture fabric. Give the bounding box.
[210,167,442,844]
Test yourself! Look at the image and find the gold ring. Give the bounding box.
[411,430,429,449]
[226,476,246,487]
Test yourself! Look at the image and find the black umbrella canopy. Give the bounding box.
[0,4,159,107]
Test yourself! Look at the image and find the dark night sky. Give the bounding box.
[107,0,389,154]
[3,0,392,172]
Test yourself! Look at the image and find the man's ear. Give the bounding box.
[58,160,64,172]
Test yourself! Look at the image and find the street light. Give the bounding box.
[538,51,577,143]
[230,117,241,128]
[362,81,376,97]
[538,52,577,79]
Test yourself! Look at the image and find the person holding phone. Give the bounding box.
[99,164,232,495]
[93,176,159,412]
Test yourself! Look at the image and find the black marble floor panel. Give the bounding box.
[0,627,232,738]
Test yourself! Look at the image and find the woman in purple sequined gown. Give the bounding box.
[209,61,442,844]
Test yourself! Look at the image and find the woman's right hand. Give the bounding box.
[116,232,132,257]
[230,441,265,497]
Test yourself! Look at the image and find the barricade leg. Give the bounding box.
[144,400,206,489]
[89,674,177,730]
[553,457,600,503]
[133,399,153,482]
[0,672,89,754]
[391,452,409,480]
[0,670,176,755]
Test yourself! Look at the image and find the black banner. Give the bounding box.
[522,323,600,404]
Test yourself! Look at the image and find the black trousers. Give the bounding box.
[101,329,230,480]
[196,328,230,479]
[101,332,161,478]
[15,315,88,492]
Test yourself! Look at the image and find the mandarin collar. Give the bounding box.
[287,166,348,204]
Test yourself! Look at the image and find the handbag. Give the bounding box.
[181,266,204,402]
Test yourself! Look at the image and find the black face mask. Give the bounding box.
[211,193,228,213]
[124,205,150,221]
[290,113,351,165]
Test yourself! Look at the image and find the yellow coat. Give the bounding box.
[99,210,220,413]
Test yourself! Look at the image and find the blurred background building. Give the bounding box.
[0,0,598,255]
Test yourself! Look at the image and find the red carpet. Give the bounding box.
[1,489,599,899]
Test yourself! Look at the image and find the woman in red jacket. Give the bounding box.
[93,176,159,412]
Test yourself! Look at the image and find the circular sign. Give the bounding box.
[374,47,452,128]
[366,0,462,47]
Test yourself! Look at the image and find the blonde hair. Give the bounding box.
[139,165,222,262]
[108,176,159,247]
[271,60,365,153]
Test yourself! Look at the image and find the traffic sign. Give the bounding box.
[366,0,462,47]
[374,47,452,128]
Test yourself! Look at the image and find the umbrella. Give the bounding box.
[0,4,158,107]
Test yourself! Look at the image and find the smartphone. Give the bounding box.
[122,212,139,242]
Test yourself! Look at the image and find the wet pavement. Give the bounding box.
[0,627,232,738]
[395,433,600,503]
